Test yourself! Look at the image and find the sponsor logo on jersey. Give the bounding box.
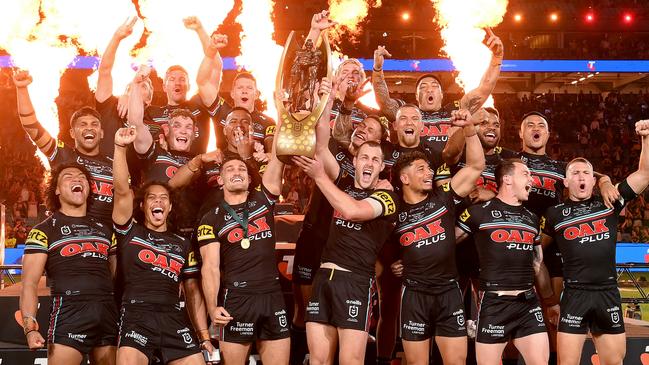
[197,225,216,241]
[138,249,183,276]
[399,220,446,248]
[459,210,470,222]
[421,124,450,138]
[26,229,48,247]
[60,241,110,258]
[563,219,610,243]
[371,191,396,215]
[530,176,558,196]
[491,229,536,250]
[226,217,272,243]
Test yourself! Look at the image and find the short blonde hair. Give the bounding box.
[334,58,366,83]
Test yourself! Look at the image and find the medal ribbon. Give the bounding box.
[220,202,249,239]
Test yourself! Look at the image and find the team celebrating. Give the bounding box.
[14,10,649,365]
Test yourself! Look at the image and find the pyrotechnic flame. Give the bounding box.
[0,1,83,168]
[328,0,381,44]
[236,0,283,119]
[136,0,234,95]
[432,0,507,106]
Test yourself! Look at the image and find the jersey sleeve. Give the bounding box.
[48,140,73,166]
[532,214,542,246]
[540,211,555,237]
[260,184,279,205]
[113,217,135,237]
[213,96,231,120]
[264,124,276,141]
[438,182,463,208]
[368,190,398,217]
[24,226,49,254]
[181,249,201,280]
[191,93,220,117]
[196,210,219,247]
[456,206,476,234]
[435,163,452,182]
[109,233,118,256]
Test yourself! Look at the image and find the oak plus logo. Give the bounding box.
[562,218,610,244]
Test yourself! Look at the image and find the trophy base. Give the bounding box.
[276,110,317,165]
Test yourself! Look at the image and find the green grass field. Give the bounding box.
[618,272,649,321]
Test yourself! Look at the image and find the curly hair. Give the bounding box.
[46,163,94,211]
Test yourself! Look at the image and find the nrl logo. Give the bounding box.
[535,312,544,323]
[491,210,502,219]
[279,315,287,328]
[562,208,571,217]
[611,311,620,324]
[349,305,359,318]
[457,314,465,327]
[399,212,408,222]
[61,226,71,235]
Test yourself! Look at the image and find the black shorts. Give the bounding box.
[118,302,200,363]
[216,288,290,343]
[293,227,328,285]
[543,243,563,278]
[305,268,373,332]
[558,287,625,335]
[476,290,547,344]
[47,295,118,354]
[399,284,466,341]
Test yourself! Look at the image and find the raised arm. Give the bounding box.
[196,33,227,108]
[19,252,47,350]
[315,79,341,180]
[127,66,153,154]
[305,10,337,47]
[112,127,136,225]
[12,70,56,157]
[442,125,466,166]
[459,28,503,114]
[372,46,400,120]
[96,17,137,103]
[449,110,485,197]
[261,119,285,196]
[626,120,649,194]
[294,156,386,222]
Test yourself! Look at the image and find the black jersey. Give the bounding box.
[197,186,280,291]
[24,212,114,296]
[48,140,114,223]
[139,144,195,184]
[436,147,517,194]
[457,198,541,291]
[212,96,275,150]
[542,180,636,289]
[144,94,219,155]
[112,218,199,304]
[320,172,398,278]
[394,182,460,288]
[516,152,567,216]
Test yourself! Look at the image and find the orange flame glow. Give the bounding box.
[328,0,381,44]
[135,1,234,95]
[432,0,507,106]
[236,0,283,119]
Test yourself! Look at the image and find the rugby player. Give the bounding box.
[293,101,399,364]
[456,158,556,365]
[372,28,503,156]
[112,127,208,365]
[540,119,649,365]
[21,164,118,365]
[197,122,290,365]
[390,108,485,365]
[14,70,114,224]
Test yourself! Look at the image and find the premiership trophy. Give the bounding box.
[275,31,333,163]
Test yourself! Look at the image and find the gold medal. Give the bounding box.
[241,238,250,249]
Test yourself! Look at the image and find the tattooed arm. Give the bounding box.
[372,46,400,121]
